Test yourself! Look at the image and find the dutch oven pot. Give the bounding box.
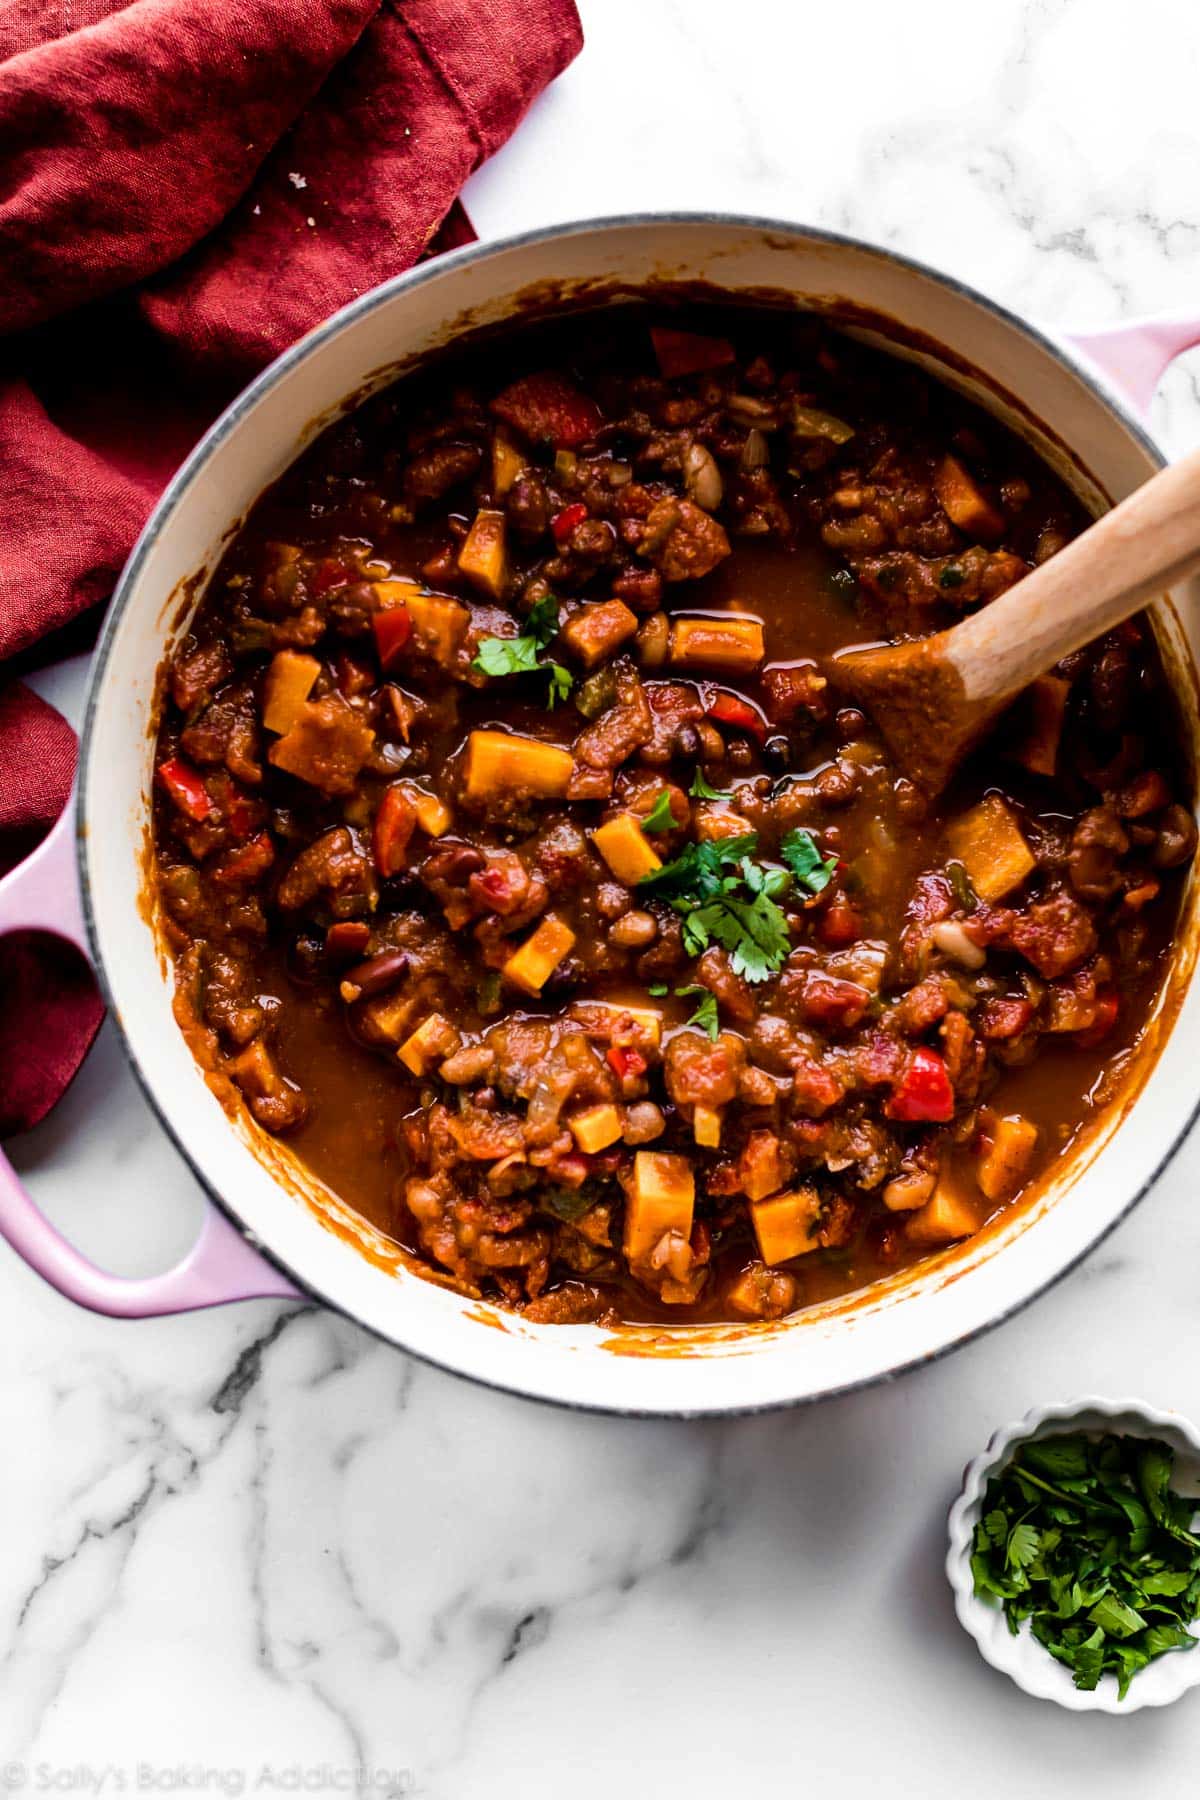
[2,216,1200,1415]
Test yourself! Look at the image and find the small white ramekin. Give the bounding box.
[947,1398,1200,1713]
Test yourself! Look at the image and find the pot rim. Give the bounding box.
[75,210,1197,1417]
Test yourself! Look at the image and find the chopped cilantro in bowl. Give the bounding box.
[948,1403,1200,1712]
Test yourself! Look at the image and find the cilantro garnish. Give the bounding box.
[641,791,677,833]
[473,596,573,709]
[971,1432,1200,1700]
[675,984,719,1040]
[780,828,838,896]
[689,768,731,801]
[638,834,792,983]
[647,982,670,997]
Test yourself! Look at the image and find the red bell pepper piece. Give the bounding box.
[551,501,589,545]
[157,757,212,822]
[1074,990,1120,1049]
[225,790,258,840]
[372,785,417,877]
[886,1046,955,1123]
[491,372,602,449]
[650,326,736,379]
[372,603,413,671]
[707,691,768,743]
[606,1045,648,1081]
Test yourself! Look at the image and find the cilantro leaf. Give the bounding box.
[970,1432,1200,1701]
[780,827,838,895]
[525,595,562,650]
[641,791,677,833]
[473,597,574,708]
[637,832,793,984]
[689,768,731,800]
[647,982,670,998]
[675,984,719,1041]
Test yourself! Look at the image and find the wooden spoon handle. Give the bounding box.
[944,445,1200,703]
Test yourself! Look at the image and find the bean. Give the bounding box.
[610,909,659,949]
[622,1102,666,1145]
[343,950,410,999]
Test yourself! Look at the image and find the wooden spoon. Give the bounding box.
[827,447,1200,795]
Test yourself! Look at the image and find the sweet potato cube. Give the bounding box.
[403,590,469,665]
[739,1129,786,1203]
[262,650,320,735]
[503,916,576,995]
[695,807,754,842]
[693,1104,722,1148]
[668,615,765,674]
[492,435,526,498]
[1012,675,1070,778]
[623,1152,695,1262]
[457,508,509,600]
[372,577,425,610]
[398,1013,461,1077]
[401,784,453,837]
[464,731,573,802]
[946,795,1035,902]
[750,1186,821,1265]
[357,988,419,1047]
[268,696,375,795]
[568,1103,624,1154]
[933,454,1005,542]
[560,600,639,669]
[977,1114,1039,1202]
[906,1180,980,1247]
[592,813,662,885]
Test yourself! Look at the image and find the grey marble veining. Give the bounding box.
[7,1,1200,1789]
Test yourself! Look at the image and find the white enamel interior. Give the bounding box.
[81,217,1200,1415]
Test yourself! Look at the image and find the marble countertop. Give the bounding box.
[8,0,1200,1787]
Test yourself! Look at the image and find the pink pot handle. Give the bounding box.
[1067,312,1200,415]
[0,798,301,1316]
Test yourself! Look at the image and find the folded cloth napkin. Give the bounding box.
[0,0,582,1135]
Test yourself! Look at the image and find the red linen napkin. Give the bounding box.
[0,0,582,1136]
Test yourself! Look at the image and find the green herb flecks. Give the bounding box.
[689,768,731,801]
[641,791,677,833]
[675,984,720,1040]
[637,834,792,984]
[473,595,573,709]
[947,860,978,911]
[970,1432,1200,1700]
[780,827,838,896]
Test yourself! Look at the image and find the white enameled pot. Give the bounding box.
[3,216,1200,1416]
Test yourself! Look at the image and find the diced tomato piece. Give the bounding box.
[1074,990,1119,1049]
[707,691,768,742]
[491,372,602,449]
[157,757,213,822]
[789,971,871,1030]
[650,327,736,379]
[372,785,418,877]
[606,1045,648,1081]
[372,604,413,671]
[310,557,355,597]
[551,501,589,545]
[816,892,862,947]
[212,831,275,886]
[886,1046,955,1123]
